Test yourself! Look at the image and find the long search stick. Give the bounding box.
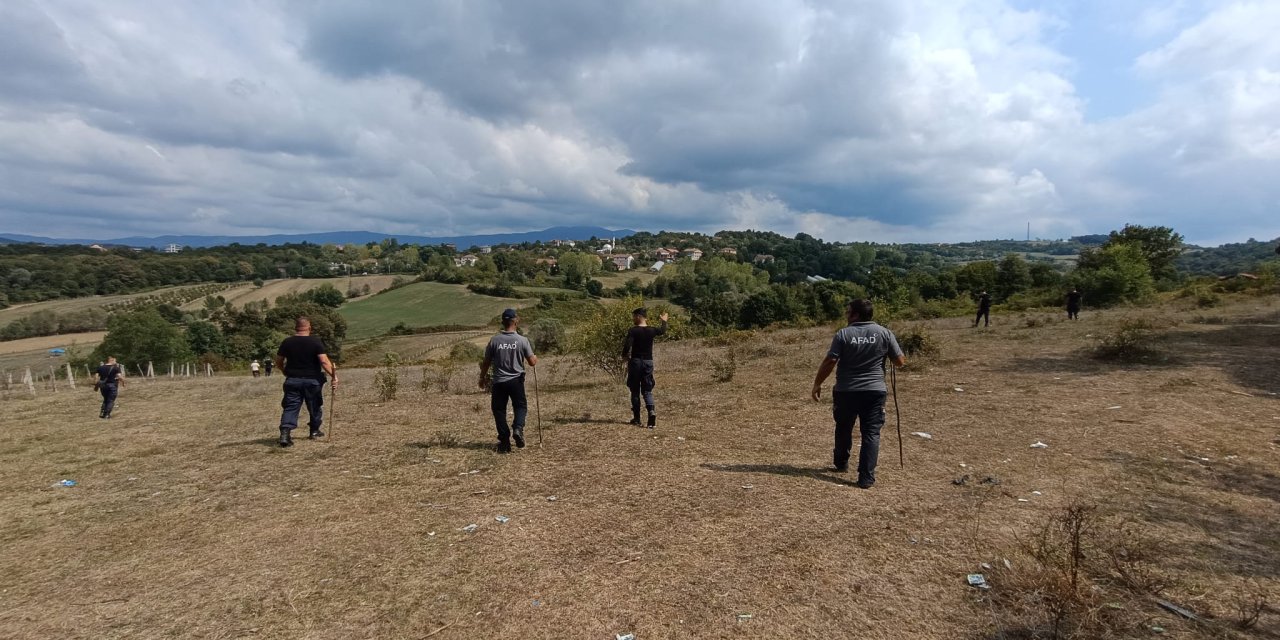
[329,366,337,442]
[532,365,543,449]
[892,365,903,469]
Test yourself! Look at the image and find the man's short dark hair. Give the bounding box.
[847,299,874,321]
[295,317,311,331]
[633,307,648,317]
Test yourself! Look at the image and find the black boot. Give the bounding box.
[513,429,525,449]
[279,429,293,448]
[647,413,656,429]
[495,440,512,454]
[309,427,325,439]
[629,409,641,426]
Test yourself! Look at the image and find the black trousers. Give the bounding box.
[280,377,324,431]
[626,358,656,415]
[1067,306,1080,320]
[974,308,990,326]
[491,376,528,443]
[99,383,118,417]
[832,390,887,482]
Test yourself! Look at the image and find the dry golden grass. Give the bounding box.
[178,275,399,312]
[1,297,1277,639]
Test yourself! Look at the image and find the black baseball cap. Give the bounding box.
[501,308,519,321]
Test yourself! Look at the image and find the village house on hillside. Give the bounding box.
[535,257,558,272]
[753,254,776,265]
[611,254,635,270]
[455,254,480,267]
[718,247,737,256]
[682,248,703,261]
[655,247,679,261]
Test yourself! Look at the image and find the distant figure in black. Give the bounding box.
[622,307,668,428]
[973,291,992,327]
[1066,288,1082,320]
[95,356,125,419]
[273,317,338,447]
[264,359,273,377]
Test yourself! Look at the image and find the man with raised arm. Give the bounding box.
[811,299,906,489]
[621,307,668,428]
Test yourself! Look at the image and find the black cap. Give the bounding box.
[501,308,518,321]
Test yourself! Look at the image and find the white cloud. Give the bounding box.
[0,0,1274,244]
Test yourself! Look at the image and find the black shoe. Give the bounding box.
[628,418,642,426]
[647,414,656,429]
[857,478,875,489]
[279,429,293,448]
[830,465,849,473]
[495,441,512,454]
[629,411,641,425]
[513,431,525,449]
[309,428,325,439]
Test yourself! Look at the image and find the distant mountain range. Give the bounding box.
[0,226,637,249]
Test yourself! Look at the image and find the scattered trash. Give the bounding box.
[427,532,436,537]
[546,496,558,502]
[1030,441,1049,449]
[909,536,919,544]
[1031,491,1043,496]
[954,387,964,392]
[676,436,686,441]
[1002,558,1012,570]
[741,485,754,490]
[911,432,933,440]
[967,574,990,589]
[1154,598,1201,621]
[495,515,510,524]
[531,599,542,607]
[959,463,967,468]
[1001,458,1011,463]
[980,562,992,570]
[359,475,374,479]
[461,524,478,534]
[1150,625,1165,634]
[1017,498,1030,503]
[127,477,139,481]
[952,475,970,486]
[468,470,480,474]
[58,479,77,487]
[980,476,1001,485]
[292,493,300,498]
[736,613,753,622]
[616,634,635,640]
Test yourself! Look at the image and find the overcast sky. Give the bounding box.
[1,1,1277,245]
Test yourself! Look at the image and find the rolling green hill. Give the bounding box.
[338,282,534,340]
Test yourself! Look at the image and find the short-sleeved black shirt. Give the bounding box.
[277,335,327,380]
[96,364,122,384]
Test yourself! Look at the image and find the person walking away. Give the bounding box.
[974,290,992,327]
[811,299,906,489]
[1066,288,1082,320]
[479,309,538,453]
[273,317,337,447]
[250,359,261,378]
[621,308,668,428]
[264,359,273,377]
[95,356,126,419]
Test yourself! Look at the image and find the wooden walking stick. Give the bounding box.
[532,365,543,449]
[328,366,337,442]
[892,365,904,469]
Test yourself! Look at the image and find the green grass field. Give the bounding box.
[339,282,533,340]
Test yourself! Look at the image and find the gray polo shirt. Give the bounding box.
[827,322,904,393]
[485,331,534,383]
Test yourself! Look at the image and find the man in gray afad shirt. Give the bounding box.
[479,308,538,453]
[811,299,906,489]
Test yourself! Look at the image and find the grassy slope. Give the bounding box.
[339,281,533,340]
[0,297,1275,638]
[178,275,399,311]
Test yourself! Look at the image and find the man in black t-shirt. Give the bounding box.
[273,317,338,447]
[621,307,668,428]
[1066,288,1082,320]
[974,290,992,327]
[94,356,125,419]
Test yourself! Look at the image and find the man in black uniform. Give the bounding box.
[1066,288,1082,320]
[94,356,125,419]
[621,307,668,428]
[974,290,992,327]
[479,309,538,452]
[273,317,337,447]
